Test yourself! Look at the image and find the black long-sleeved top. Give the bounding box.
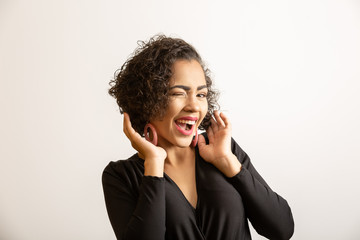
[102,137,294,240]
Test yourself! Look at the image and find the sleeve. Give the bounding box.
[228,138,295,240]
[102,162,166,240]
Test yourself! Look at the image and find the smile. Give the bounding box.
[175,117,198,136]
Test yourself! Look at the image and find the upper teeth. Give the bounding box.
[177,120,196,125]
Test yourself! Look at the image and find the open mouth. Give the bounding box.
[175,118,197,135]
[176,119,196,130]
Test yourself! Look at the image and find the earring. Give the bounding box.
[191,130,198,147]
[144,123,158,146]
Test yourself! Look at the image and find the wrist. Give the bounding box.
[144,157,165,177]
[222,154,242,178]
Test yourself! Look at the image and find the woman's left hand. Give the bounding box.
[198,111,242,177]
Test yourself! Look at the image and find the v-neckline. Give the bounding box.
[164,170,199,211]
[163,152,199,211]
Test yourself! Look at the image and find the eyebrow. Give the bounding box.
[169,85,208,91]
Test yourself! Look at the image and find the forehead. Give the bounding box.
[169,60,206,86]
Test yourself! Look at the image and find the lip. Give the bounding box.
[175,116,198,121]
[174,116,198,136]
[175,122,195,136]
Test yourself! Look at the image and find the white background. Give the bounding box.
[1,0,360,239]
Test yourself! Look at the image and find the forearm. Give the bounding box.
[229,168,294,240]
[102,164,166,240]
[218,153,242,178]
[122,176,166,240]
[228,139,294,239]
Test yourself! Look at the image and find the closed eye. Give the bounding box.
[171,92,186,97]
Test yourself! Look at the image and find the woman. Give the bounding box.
[102,35,294,240]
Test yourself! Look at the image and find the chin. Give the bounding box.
[177,144,191,148]
[174,139,192,148]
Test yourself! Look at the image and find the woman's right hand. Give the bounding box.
[123,113,167,177]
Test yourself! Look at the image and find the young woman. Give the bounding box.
[102,35,294,240]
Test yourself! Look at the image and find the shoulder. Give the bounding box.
[102,154,144,183]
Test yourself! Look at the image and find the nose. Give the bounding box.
[184,94,200,112]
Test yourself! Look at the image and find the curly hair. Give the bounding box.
[108,35,219,135]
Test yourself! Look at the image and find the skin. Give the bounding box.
[122,60,242,208]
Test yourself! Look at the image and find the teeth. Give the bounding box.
[176,120,196,125]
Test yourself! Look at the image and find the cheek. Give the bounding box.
[200,101,209,119]
[163,101,181,120]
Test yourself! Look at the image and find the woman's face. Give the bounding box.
[151,59,208,148]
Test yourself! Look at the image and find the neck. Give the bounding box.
[163,145,195,167]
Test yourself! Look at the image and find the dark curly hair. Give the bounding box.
[108,35,219,135]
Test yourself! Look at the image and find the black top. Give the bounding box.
[102,137,294,240]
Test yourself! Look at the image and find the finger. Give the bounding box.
[220,112,231,129]
[198,134,206,148]
[123,113,156,157]
[123,113,130,138]
[207,124,215,144]
[214,110,226,128]
[210,116,218,132]
[123,113,137,140]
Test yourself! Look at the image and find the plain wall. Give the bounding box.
[1,0,359,239]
